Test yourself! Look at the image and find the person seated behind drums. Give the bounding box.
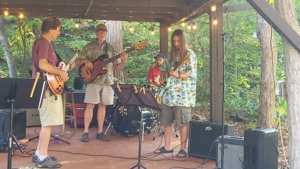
[147,53,165,87]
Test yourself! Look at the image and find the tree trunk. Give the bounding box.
[105,21,125,82]
[256,13,277,128]
[275,0,300,168]
[0,16,17,78]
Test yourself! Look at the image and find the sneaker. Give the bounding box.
[96,132,110,141]
[35,156,62,168]
[32,154,57,163]
[81,132,89,142]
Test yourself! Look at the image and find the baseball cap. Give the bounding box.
[154,53,165,59]
[95,23,108,32]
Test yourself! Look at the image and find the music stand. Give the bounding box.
[111,84,162,169]
[0,78,43,169]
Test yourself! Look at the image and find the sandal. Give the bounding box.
[177,149,187,158]
[154,146,174,154]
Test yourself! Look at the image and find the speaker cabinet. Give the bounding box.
[216,135,244,169]
[244,128,278,169]
[22,108,41,127]
[188,121,234,159]
[0,109,26,143]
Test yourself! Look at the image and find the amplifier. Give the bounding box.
[216,135,244,169]
[188,121,234,159]
[22,108,41,127]
[0,109,26,142]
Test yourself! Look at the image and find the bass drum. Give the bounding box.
[112,103,141,137]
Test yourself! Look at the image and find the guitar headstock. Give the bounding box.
[134,41,149,50]
[74,47,79,54]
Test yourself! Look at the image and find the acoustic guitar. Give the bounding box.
[79,41,149,83]
[45,48,79,95]
[156,56,191,104]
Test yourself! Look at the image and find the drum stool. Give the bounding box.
[62,88,77,133]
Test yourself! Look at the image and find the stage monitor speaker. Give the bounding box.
[22,108,41,127]
[216,135,244,169]
[188,121,234,159]
[244,128,278,169]
[0,109,26,143]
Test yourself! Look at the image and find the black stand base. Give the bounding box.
[12,135,24,154]
[28,134,70,145]
[130,163,147,169]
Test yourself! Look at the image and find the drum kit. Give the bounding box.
[107,84,163,140]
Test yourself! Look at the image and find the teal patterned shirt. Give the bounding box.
[161,49,197,107]
[79,39,120,85]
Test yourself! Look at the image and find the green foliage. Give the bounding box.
[275,98,287,125]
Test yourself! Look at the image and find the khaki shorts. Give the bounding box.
[159,103,192,127]
[38,90,63,127]
[84,83,114,105]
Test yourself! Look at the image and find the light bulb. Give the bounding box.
[129,25,133,32]
[213,19,218,25]
[211,5,216,12]
[187,24,191,30]
[181,22,185,27]
[192,24,197,30]
[168,27,172,32]
[75,23,79,28]
[19,13,24,19]
[4,9,8,16]
[151,31,155,35]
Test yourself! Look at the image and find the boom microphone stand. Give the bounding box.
[111,84,161,169]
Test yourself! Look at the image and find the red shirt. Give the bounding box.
[31,37,57,79]
[147,65,161,85]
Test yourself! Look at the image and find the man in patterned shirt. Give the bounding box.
[76,23,128,142]
[155,29,197,158]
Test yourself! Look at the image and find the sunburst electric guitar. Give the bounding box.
[156,56,191,104]
[45,48,79,95]
[79,41,149,83]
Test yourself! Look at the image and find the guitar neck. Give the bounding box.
[165,60,186,79]
[101,47,134,65]
[63,53,78,72]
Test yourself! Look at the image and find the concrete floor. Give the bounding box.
[0,124,216,169]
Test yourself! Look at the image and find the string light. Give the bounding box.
[75,22,80,28]
[168,27,172,32]
[129,25,134,32]
[187,22,191,30]
[181,22,185,27]
[211,4,216,12]
[19,13,24,19]
[213,18,218,25]
[4,9,8,16]
[192,21,197,30]
[151,27,155,35]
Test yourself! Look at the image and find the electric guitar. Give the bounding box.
[79,41,149,83]
[45,48,79,95]
[156,56,191,104]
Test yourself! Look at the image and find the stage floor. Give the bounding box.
[0,124,216,169]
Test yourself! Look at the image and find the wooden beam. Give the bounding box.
[224,3,253,13]
[168,0,211,25]
[247,0,300,53]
